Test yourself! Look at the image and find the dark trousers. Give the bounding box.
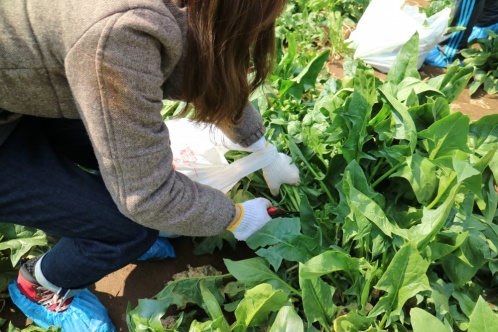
[0,116,158,289]
[441,0,498,57]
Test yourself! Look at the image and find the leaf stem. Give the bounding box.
[287,284,303,297]
[368,158,385,183]
[371,162,404,189]
[426,172,457,209]
[292,186,302,211]
[286,186,300,212]
[379,312,389,329]
[317,154,329,169]
[306,165,336,204]
[286,264,299,273]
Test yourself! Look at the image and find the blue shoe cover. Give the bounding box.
[424,46,449,68]
[469,23,498,41]
[8,281,116,331]
[137,237,176,261]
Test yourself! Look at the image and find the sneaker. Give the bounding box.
[16,257,73,312]
[9,256,116,331]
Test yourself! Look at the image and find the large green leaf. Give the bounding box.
[126,299,170,332]
[246,216,321,270]
[342,62,377,162]
[439,63,475,103]
[268,302,304,332]
[468,114,498,156]
[246,218,301,249]
[199,280,229,331]
[480,176,498,223]
[0,224,48,266]
[453,282,482,317]
[392,153,437,205]
[468,297,498,332]
[428,231,468,262]
[429,276,454,318]
[418,112,471,160]
[441,232,492,286]
[298,194,322,238]
[410,308,451,332]
[299,251,369,279]
[154,270,226,309]
[189,317,225,332]
[396,77,443,102]
[408,185,459,250]
[254,234,321,271]
[333,312,375,332]
[233,283,288,332]
[368,243,431,317]
[452,157,483,199]
[452,157,481,183]
[299,264,336,332]
[343,164,405,238]
[378,85,418,152]
[224,258,295,294]
[386,33,421,85]
[282,50,331,99]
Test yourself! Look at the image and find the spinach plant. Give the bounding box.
[462,30,498,95]
[128,33,498,331]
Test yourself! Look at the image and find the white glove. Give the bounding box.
[228,198,272,241]
[263,153,300,196]
[228,136,300,196]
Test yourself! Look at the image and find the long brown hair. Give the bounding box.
[181,0,287,129]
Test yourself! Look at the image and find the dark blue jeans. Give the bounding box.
[0,116,158,289]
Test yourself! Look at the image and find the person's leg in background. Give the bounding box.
[425,0,485,67]
[0,116,159,331]
[469,0,498,39]
[444,0,485,59]
[477,0,498,26]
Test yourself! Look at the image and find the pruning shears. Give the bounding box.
[267,207,299,218]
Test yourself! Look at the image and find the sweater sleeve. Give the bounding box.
[64,8,235,236]
[221,103,266,147]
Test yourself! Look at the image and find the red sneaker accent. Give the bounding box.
[16,270,73,313]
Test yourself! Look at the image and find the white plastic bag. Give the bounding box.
[166,118,278,193]
[346,0,451,73]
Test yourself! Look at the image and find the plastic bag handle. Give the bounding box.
[197,144,278,193]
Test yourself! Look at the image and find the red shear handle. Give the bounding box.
[267,207,279,215]
[267,207,299,217]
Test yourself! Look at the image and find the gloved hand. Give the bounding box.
[263,153,300,196]
[228,198,272,241]
[227,136,300,196]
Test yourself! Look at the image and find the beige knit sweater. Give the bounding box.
[0,0,265,236]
